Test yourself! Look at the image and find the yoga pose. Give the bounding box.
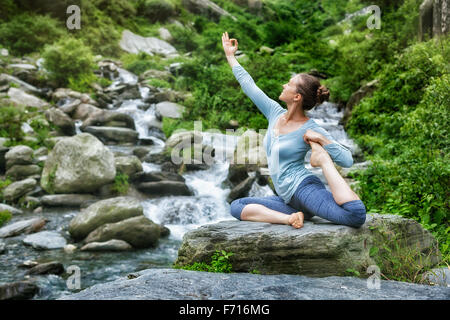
[222,32,367,229]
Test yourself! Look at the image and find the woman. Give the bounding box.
[222,32,367,229]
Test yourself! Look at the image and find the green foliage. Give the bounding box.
[174,250,234,273]
[136,0,177,23]
[121,52,167,75]
[0,106,27,142]
[42,37,96,87]
[0,210,12,227]
[0,13,65,55]
[0,178,12,202]
[147,78,171,88]
[112,172,129,195]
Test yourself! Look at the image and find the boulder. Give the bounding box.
[114,156,143,177]
[0,73,41,95]
[23,231,67,250]
[40,133,116,194]
[0,203,23,215]
[84,215,170,248]
[68,197,143,241]
[52,88,98,106]
[6,87,48,108]
[81,239,133,252]
[40,194,99,207]
[226,175,256,203]
[139,69,174,82]
[119,30,178,57]
[0,281,39,300]
[155,101,185,118]
[72,103,103,121]
[60,268,450,300]
[5,164,41,181]
[137,181,193,196]
[5,145,33,170]
[0,217,46,238]
[80,110,136,130]
[25,261,64,275]
[2,178,37,202]
[81,126,139,144]
[422,267,450,286]
[182,0,237,22]
[158,27,173,41]
[132,171,185,183]
[44,107,76,136]
[175,214,442,277]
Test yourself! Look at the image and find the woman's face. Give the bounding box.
[279,75,302,103]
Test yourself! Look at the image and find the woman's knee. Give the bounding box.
[343,201,367,227]
[230,198,245,220]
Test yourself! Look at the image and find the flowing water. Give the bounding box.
[0,68,360,299]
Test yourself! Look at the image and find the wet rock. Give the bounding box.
[0,73,41,95]
[5,164,41,181]
[81,110,136,130]
[60,268,450,300]
[52,88,98,106]
[81,239,133,252]
[40,133,116,193]
[226,175,256,203]
[176,214,443,277]
[68,197,143,241]
[117,84,141,100]
[41,194,99,207]
[119,30,178,57]
[139,69,173,82]
[182,0,237,22]
[44,107,76,136]
[132,171,185,183]
[72,103,103,121]
[3,178,37,202]
[132,146,151,160]
[0,241,5,254]
[6,87,48,108]
[227,164,249,186]
[422,267,450,286]
[155,101,185,118]
[84,215,169,249]
[0,217,46,238]
[137,180,193,196]
[0,281,39,300]
[5,145,34,170]
[82,126,139,144]
[23,231,67,250]
[25,261,64,275]
[64,244,77,254]
[0,203,23,215]
[114,156,143,177]
[58,98,81,114]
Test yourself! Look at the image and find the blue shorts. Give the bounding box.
[230,175,367,228]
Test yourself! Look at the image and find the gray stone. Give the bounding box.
[44,107,76,136]
[52,88,98,106]
[41,194,98,207]
[119,30,178,57]
[158,27,173,41]
[60,268,450,300]
[68,197,143,241]
[72,103,103,121]
[175,214,442,277]
[23,231,67,250]
[137,181,193,196]
[226,175,256,203]
[40,133,116,194]
[114,156,143,177]
[5,164,41,181]
[0,281,39,300]
[8,63,36,70]
[133,171,185,183]
[422,267,450,286]
[84,215,169,249]
[2,178,37,202]
[6,87,48,108]
[81,239,133,252]
[5,145,34,169]
[139,69,174,82]
[25,261,64,275]
[81,126,139,144]
[81,110,136,130]
[0,73,41,95]
[0,203,23,215]
[0,217,46,238]
[155,101,185,118]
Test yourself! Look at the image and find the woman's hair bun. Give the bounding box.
[316,85,330,104]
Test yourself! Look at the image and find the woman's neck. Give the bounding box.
[285,103,308,122]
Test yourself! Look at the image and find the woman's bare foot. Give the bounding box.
[309,141,332,167]
[288,211,304,229]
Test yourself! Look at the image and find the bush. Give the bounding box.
[174,250,234,273]
[42,37,96,87]
[137,0,177,23]
[0,210,12,227]
[0,13,65,55]
[0,106,27,142]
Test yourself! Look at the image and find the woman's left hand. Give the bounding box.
[303,129,324,145]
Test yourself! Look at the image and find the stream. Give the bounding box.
[0,67,360,299]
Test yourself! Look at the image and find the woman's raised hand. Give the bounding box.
[222,31,238,57]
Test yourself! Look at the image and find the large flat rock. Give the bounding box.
[60,268,450,300]
[175,214,442,277]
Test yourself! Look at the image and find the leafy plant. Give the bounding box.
[0,210,12,227]
[112,172,129,195]
[174,250,234,273]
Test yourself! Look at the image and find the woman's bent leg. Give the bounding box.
[230,196,301,226]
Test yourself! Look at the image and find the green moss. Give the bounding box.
[0,210,12,227]
[174,250,234,273]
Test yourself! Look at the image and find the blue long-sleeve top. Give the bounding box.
[232,65,354,204]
